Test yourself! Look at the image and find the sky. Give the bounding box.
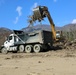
[0,0,76,30]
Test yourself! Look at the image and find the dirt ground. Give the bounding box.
[0,48,76,75]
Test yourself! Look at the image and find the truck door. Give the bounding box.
[5,35,14,47]
[8,36,14,46]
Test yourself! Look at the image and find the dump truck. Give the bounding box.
[0,30,53,53]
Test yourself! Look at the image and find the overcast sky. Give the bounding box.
[0,0,76,30]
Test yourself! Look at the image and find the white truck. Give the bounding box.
[0,30,53,53]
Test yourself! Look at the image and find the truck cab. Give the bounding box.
[4,34,20,47]
[1,34,19,53]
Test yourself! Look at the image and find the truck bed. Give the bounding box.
[14,30,53,45]
[25,30,53,44]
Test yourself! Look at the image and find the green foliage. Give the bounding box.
[63,30,76,41]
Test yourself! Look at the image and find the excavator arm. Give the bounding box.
[43,10,56,40]
[30,6,56,40]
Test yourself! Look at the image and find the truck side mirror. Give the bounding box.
[8,39,10,42]
[5,36,7,41]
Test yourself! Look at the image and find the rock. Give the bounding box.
[27,72,40,75]
[38,61,41,63]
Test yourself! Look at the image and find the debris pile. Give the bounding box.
[64,40,76,51]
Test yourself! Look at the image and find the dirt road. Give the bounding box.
[0,49,76,75]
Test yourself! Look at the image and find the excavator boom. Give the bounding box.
[30,6,56,40]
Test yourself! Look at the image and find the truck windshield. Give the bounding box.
[8,36,12,40]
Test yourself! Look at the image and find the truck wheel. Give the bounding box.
[1,48,8,54]
[19,45,24,52]
[33,44,42,53]
[25,45,32,53]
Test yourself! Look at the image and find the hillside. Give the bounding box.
[0,27,12,47]
[22,24,76,32]
[62,24,76,31]
[22,24,62,32]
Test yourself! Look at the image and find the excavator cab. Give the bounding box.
[56,30,65,42]
[56,30,62,39]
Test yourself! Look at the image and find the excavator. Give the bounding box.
[29,6,63,42]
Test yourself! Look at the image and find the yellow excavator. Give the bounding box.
[29,6,63,42]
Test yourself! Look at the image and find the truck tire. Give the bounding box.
[25,45,32,53]
[19,45,24,52]
[33,44,42,53]
[1,48,8,54]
